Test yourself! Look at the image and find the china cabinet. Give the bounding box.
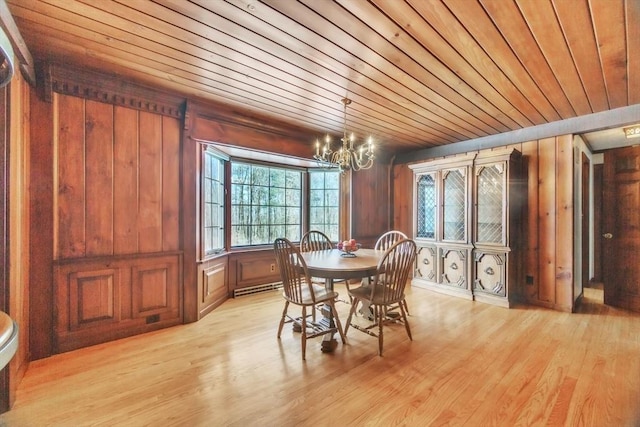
[410,148,524,307]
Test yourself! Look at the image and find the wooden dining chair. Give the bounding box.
[273,237,346,360]
[344,239,417,356]
[358,230,410,319]
[375,230,410,315]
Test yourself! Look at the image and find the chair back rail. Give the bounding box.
[300,230,333,252]
[371,239,417,303]
[374,230,408,251]
[273,238,315,304]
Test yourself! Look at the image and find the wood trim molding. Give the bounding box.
[44,63,185,119]
[189,99,311,141]
[397,104,640,163]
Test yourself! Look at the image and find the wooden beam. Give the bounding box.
[0,0,35,86]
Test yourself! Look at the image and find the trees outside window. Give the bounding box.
[231,162,302,246]
[309,170,340,242]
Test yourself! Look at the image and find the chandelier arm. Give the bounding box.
[312,97,375,173]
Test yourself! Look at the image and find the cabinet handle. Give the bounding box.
[602,233,613,239]
[484,267,495,275]
[422,258,430,265]
[450,262,458,270]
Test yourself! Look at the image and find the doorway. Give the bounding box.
[581,152,603,304]
[601,145,640,312]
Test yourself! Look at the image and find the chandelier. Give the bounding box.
[313,98,375,172]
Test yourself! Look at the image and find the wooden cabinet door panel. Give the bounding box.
[441,247,469,289]
[415,245,437,282]
[473,251,506,297]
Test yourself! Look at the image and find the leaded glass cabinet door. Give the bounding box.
[475,163,506,245]
[472,148,524,307]
[416,173,437,240]
[442,168,467,242]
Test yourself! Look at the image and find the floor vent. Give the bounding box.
[233,282,283,297]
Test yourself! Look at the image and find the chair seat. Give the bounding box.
[349,284,404,306]
[283,282,340,305]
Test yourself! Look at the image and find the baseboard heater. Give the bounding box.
[233,282,283,297]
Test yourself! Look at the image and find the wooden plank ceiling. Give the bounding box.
[7,0,640,155]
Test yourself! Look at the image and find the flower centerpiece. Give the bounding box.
[337,238,361,257]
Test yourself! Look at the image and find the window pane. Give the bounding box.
[309,172,324,189]
[231,163,251,184]
[202,150,226,255]
[231,184,251,204]
[325,189,339,206]
[286,225,301,242]
[270,206,286,224]
[252,166,269,185]
[325,172,339,189]
[286,170,301,188]
[286,189,300,206]
[308,170,340,241]
[231,162,302,246]
[310,189,324,206]
[270,168,285,187]
[270,225,285,241]
[232,225,250,246]
[270,188,286,206]
[309,207,324,224]
[252,185,269,205]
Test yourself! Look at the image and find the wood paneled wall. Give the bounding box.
[351,162,392,247]
[394,136,574,311]
[55,94,181,258]
[50,93,183,352]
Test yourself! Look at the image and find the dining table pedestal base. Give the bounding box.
[321,338,338,353]
[299,249,385,354]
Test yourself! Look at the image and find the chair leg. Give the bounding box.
[277,301,289,338]
[377,305,384,356]
[301,306,307,360]
[328,300,346,344]
[399,303,412,341]
[402,299,410,316]
[344,297,359,336]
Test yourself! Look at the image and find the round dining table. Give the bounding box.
[301,248,384,288]
[299,248,384,352]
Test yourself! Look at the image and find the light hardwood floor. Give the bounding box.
[0,285,638,427]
